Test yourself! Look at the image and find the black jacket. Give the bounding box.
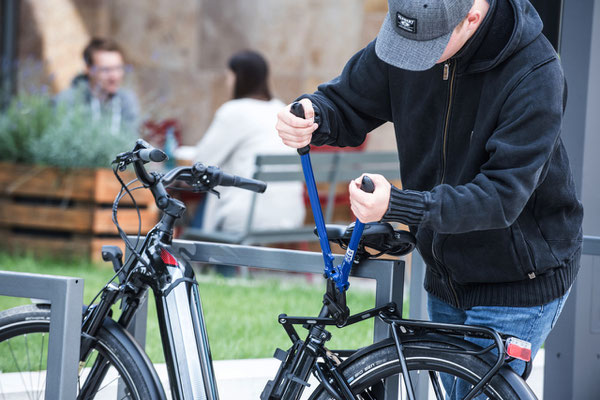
[300,0,583,308]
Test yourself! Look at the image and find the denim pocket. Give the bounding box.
[550,288,571,329]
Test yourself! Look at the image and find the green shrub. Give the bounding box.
[0,93,135,168]
[0,94,55,163]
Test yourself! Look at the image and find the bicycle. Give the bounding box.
[0,119,538,399]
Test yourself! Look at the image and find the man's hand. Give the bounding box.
[276,98,319,148]
[349,174,391,223]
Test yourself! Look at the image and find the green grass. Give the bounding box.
[0,252,407,366]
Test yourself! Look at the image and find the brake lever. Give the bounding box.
[163,166,222,198]
[112,151,135,171]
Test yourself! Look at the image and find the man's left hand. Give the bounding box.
[348,173,391,223]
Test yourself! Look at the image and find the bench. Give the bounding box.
[181,151,401,246]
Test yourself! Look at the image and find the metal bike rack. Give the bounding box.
[0,271,84,400]
[128,238,406,399]
[171,239,406,343]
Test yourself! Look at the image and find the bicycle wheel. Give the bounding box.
[0,304,162,399]
[310,338,536,400]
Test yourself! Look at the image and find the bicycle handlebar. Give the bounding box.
[138,148,168,163]
[190,163,267,193]
[116,139,267,194]
[218,170,267,193]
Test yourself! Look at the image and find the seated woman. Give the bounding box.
[191,50,305,235]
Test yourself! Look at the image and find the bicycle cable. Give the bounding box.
[83,171,152,327]
[111,166,151,269]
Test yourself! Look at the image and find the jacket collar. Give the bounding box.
[452,0,543,74]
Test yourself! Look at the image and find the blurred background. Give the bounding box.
[4,0,396,149]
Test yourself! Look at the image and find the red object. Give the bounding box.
[160,249,178,266]
[506,338,532,362]
[311,142,367,152]
[141,119,183,149]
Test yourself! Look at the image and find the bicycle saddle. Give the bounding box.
[315,222,416,259]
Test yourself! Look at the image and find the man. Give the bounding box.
[276,0,582,396]
[56,38,139,133]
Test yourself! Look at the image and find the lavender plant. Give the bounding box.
[0,92,136,168]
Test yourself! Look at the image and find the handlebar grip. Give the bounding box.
[360,175,375,194]
[219,173,267,193]
[290,102,310,155]
[138,148,168,163]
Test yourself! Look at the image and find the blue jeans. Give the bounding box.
[427,290,570,399]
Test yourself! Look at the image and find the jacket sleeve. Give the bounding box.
[383,59,567,234]
[298,40,393,147]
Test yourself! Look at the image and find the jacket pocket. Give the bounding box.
[438,226,536,284]
[415,228,442,277]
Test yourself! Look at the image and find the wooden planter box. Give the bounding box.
[0,163,158,262]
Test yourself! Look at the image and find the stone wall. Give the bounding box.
[17,0,395,149]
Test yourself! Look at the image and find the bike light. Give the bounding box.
[506,337,532,362]
[160,249,178,266]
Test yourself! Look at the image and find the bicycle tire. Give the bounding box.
[0,304,164,400]
[309,338,537,400]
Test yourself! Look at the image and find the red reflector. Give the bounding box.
[506,337,532,362]
[160,249,178,266]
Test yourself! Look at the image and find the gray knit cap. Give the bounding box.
[375,0,474,71]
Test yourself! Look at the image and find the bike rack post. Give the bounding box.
[544,236,600,399]
[0,271,83,400]
[408,252,429,400]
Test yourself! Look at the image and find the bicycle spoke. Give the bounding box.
[119,392,132,400]
[35,333,42,400]
[7,340,34,400]
[429,370,445,400]
[25,334,33,394]
[96,373,120,393]
[358,378,384,400]
[36,333,47,400]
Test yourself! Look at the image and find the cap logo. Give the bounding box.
[396,12,417,34]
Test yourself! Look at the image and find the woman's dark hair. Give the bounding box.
[83,38,124,67]
[228,50,272,100]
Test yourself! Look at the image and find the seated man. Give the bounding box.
[56,37,139,134]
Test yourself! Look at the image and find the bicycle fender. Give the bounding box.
[101,318,168,400]
[496,366,538,399]
[336,334,537,400]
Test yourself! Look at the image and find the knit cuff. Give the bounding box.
[381,186,428,226]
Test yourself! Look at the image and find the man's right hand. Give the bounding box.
[276,98,319,148]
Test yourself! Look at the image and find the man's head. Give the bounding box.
[83,38,125,96]
[375,0,489,71]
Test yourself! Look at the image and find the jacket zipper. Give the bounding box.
[435,61,461,307]
[440,60,456,184]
